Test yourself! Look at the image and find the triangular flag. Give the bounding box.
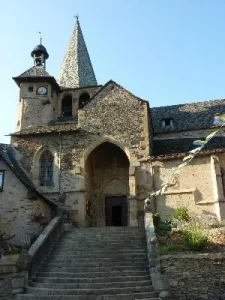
[206,130,219,141]
[189,146,203,154]
[183,154,195,161]
[193,140,207,146]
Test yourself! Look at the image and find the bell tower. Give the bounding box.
[31,39,49,69]
[13,40,59,131]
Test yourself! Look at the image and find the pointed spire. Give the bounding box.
[58,17,97,88]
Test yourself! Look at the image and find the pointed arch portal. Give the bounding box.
[85,142,129,227]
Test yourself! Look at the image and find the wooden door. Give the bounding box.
[105,196,128,226]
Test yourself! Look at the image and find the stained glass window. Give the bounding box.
[0,171,4,191]
[39,151,54,186]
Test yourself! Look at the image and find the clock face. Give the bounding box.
[37,86,48,95]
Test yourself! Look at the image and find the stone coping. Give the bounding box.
[160,252,225,260]
[28,216,61,258]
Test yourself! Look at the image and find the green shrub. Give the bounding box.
[172,207,190,221]
[182,226,208,252]
[159,243,184,255]
[153,213,161,227]
[157,220,172,232]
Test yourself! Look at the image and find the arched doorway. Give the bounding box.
[85,142,129,227]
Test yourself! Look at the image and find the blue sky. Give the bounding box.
[1,0,225,143]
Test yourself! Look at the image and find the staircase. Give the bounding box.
[16,227,160,299]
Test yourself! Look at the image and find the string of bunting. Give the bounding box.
[151,114,225,197]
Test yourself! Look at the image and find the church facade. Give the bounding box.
[1,19,225,246]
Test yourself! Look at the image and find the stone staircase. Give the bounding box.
[16,227,160,299]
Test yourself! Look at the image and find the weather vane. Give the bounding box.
[38,31,42,44]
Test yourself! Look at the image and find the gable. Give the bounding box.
[83,80,147,108]
[80,81,151,157]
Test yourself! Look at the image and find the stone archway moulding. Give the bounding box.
[102,177,129,196]
[83,136,131,166]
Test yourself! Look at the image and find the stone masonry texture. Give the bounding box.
[161,253,225,300]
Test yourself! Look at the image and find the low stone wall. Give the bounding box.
[161,252,225,299]
[0,254,18,299]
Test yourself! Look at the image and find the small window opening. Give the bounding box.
[28,86,33,92]
[39,150,54,187]
[61,95,72,117]
[163,118,173,127]
[0,171,5,191]
[79,92,90,108]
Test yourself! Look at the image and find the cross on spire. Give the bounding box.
[74,14,79,24]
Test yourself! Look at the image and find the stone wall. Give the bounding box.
[0,159,52,247]
[161,253,225,299]
[151,155,221,220]
[81,81,151,159]
[0,254,18,299]
[17,82,54,131]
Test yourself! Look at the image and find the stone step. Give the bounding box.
[33,274,151,284]
[16,292,159,299]
[61,236,146,240]
[56,244,147,248]
[57,242,146,246]
[48,253,147,259]
[30,280,151,289]
[45,257,148,264]
[54,247,146,252]
[42,261,148,268]
[65,227,144,231]
[36,270,150,279]
[52,249,147,255]
[40,265,148,273]
[25,285,154,295]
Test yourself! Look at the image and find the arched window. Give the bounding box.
[79,92,90,108]
[61,95,72,117]
[39,150,54,186]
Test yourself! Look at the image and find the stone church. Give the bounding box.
[1,18,225,246]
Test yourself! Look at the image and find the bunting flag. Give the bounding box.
[205,130,219,141]
[150,113,225,197]
[183,153,195,161]
[193,140,207,147]
[214,114,225,124]
[189,146,203,154]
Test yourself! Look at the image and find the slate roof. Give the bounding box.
[152,136,225,158]
[13,66,61,92]
[151,99,225,133]
[58,18,97,88]
[17,66,51,78]
[0,144,57,207]
[11,123,79,136]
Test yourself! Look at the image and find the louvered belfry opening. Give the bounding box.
[61,95,72,117]
[79,92,90,108]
